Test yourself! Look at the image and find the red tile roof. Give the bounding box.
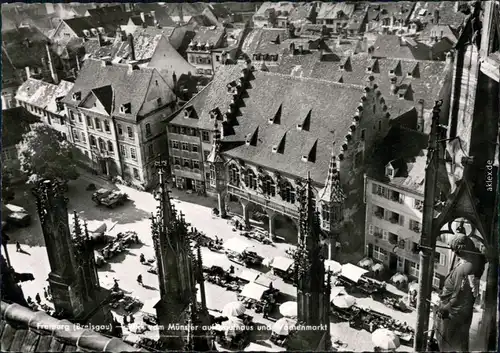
[0,301,147,352]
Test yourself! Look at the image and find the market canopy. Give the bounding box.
[271,256,294,272]
[237,269,260,283]
[244,343,285,352]
[240,282,269,301]
[254,273,274,288]
[341,263,369,283]
[224,238,253,254]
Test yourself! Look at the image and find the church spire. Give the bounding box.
[319,142,346,203]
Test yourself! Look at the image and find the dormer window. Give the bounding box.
[72,92,81,101]
[398,92,405,99]
[83,29,90,37]
[296,123,302,130]
[389,69,394,75]
[272,146,278,153]
[301,155,308,162]
[91,28,98,36]
[339,64,344,71]
[407,71,413,77]
[120,103,131,114]
[366,67,372,73]
[98,27,105,34]
[386,166,394,177]
[268,117,274,124]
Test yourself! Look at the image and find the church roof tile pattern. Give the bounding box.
[171,66,367,184]
[0,301,147,352]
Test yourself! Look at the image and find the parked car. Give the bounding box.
[91,188,128,208]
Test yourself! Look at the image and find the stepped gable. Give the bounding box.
[0,301,148,352]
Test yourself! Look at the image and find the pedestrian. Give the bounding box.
[269,281,274,290]
[123,315,128,327]
[137,274,143,286]
[27,296,33,304]
[139,253,145,263]
[129,314,135,324]
[229,265,235,274]
[35,293,41,304]
[16,241,21,252]
[263,302,270,319]
[43,288,48,300]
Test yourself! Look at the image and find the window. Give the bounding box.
[409,262,420,277]
[433,274,441,288]
[360,129,366,141]
[409,219,422,233]
[172,141,180,149]
[373,246,387,262]
[173,157,180,165]
[70,111,75,121]
[78,114,82,123]
[390,190,404,203]
[397,256,404,269]
[120,145,127,157]
[148,144,153,158]
[104,120,110,133]
[216,55,220,62]
[434,252,447,266]
[181,142,189,151]
[170,125,179,134]
[156,97,162,106]
[90,135,97,147]
[130,148,136,160]
[204,150,210,160]
[414,199,424,211]
[191,144,199,153]
[133,168,140,180]
[81,132,86,143]
[183,158,191,168]
[244,169,258,190]
[107,141,113,152]
[180,127,186,135]
[322,207,330,222]
[385,166,394,177]
[281,181,295,203]
[145,123,151,136]
[210,165,216,186]
[388,232,398,245]
[193,160,200,169]
[98,138,105,151]
[127,126,133,138]
[86,116,93,128]
[189,55,195,63]
[411,242,420,254]
[228,164,240,186]
[262,175,276,196]
[202,131,210,142]
[386,211,404,225]
[372,183,388,197]
[72,129,79,141]
[373,205,385,219]
[118,124,123,135]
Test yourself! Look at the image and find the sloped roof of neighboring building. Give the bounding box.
[188,14,218,27]
[420,24,459,44]
[346,8,367,31]
[15,79,75,114]
[114,32,164,61]
[164,3,208,18]
[410,1,467,29]
[288,2,315,24]
[1,26,50,68]
[241,28,289,56]
[191,26,225,46]
[86,5,124,17]
[366,2,415,23]
[273,52,451,113]
[325,38,362,56]
[1,107,40,147]
[0,301,147,352]
[372,35,431,60]
[171,66,368,184]
[317,2,355,19]
[206,3,233,19]
[61,59,175,121]
[255,2,296,17]
[127,4,176,27]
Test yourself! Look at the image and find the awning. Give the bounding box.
[254,274,274,288]
[271,256,294,272]
[237,269,260,283]
[224,238,253,254]
[341,263,368,283]
[244,343,285,352]
[240,282,268,301]
[142,296,160,316]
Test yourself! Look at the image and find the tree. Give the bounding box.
[17,123,79,184]
[1,164,15,202]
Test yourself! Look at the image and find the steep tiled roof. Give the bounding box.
[0,301,146,352]
[15,79,74,114]
[164,3,208,18]
[188,14,217,28]
[366,2,415,24]
[114,32,164,61]
[86,5,125,17]
[131,4,177,27]
[1,27,50,69]
[273,52,452,114]
[410,1,467,29]
[191,26,225,46]
[255,2,295,17]
[317,2,355,19]
[61,59,175,121]
[171,66,368,184]
[325,38,362,56]
[241,28,288,56]
[420,24,459,44]
[372,35,432,60]
[346,8,368,32]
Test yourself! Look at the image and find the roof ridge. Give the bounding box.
[256,70,366,91]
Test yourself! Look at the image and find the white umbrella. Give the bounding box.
[324,260,342,274]
[372,263,385,273]
[222,301,246,317]
[279,301,297,318]
[372,328,400,350]
[332,294,356,309]
[358,257,374,269]
[272,317,296,336]
[390,273,408,285]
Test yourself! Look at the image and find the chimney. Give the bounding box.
[416,99,424,132]
[454,1,460,12]
[221,51,228,65]
[140,12,146,23]
[127,63,139,74]
[25,66,31,79]
[150,10,156,23]
[298,44,304,54]
[76,54,81,72]
[172,72,177,88]
[336,36,341,47]
[289,42,295,56]
[390,76,398,94]
[45,43,59,84]
[97,32,104,47]
[319,48,324,61]
[445,51,454,66]
[120,30,127,41]
[399,36,406,46]
[433,10,440,25]
[127,34,136,61]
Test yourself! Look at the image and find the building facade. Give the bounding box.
[62,59,176,189]
[168,63,392,258]
[186,26,226,77]
[364,172,450,287]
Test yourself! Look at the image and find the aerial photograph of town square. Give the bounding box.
[1,1,499,352]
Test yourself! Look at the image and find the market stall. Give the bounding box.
[270,256,294,280]
[279,302,297,318]
[236,269,260,283]
[224,238,262,266]
[340,263,369,283]
[239,282,269,301]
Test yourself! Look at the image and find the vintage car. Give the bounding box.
[92,188,128,208]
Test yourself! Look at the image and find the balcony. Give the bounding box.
[227,184,299,219]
